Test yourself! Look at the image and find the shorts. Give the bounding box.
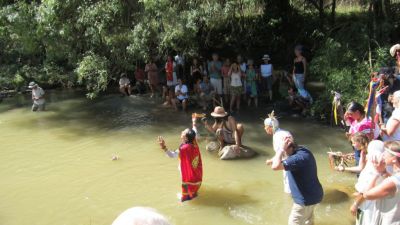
[32,103,45,111]
[288,203,316,225]
[177,98,188,103]
[230,86,242,96]
[210,78,223,95]
[261,76,273,91]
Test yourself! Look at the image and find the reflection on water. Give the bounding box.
[0,90,356,225]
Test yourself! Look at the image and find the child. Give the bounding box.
[335,132,369,173]
[260,54,273,102]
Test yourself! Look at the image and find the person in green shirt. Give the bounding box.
[207,53,223,103]
[246,60,258,107]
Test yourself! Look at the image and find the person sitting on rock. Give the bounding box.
[203,106,244,153]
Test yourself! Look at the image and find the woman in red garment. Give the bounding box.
[157,126,203,202]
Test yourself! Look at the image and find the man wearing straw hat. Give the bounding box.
[267,123,323,225]
[264,111,292,194]
[28,81,45,111]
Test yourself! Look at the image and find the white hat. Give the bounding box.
[211,106,228,118]
[390,44,400,57]
[262,54,271,60]
[28,81,37,89]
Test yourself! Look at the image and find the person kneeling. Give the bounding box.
[119,74,131,96]
[173,79,189,111]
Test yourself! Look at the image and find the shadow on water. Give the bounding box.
[191,186,259,207]
[321,187,351,204]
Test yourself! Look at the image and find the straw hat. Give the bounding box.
[262,54,271,60]
[211,106,228,118]
[390,44,400,57]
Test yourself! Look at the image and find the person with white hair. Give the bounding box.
[266,126,323,225]
[264,111,292,194]
[349,140,386,225]
[390,44,400,76]
[28,81,45,111]
[380,90,400,141]
[111,207,171,225]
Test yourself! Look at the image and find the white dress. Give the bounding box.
[371,173,400,225]
[273,129,292,194]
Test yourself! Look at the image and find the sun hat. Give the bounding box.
[28,81,37,88]
[390,44,400,57]
[211,106,228,118]
[262,54,271,60]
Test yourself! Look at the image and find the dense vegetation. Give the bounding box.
[0,0,399,115]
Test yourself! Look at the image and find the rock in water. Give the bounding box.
[206,141,256,160]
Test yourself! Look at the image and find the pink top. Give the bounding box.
[221,65,230,78]
[348,117,372,135]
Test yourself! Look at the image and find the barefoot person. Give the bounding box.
[29,81,45,111]
[203,106,244,152]
[267,136,323,225]
[264,111,292,194]
[157,129,203,202]
[172,78,189,111]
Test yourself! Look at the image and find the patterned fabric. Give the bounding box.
[230,86,242,96]
[179,143,203,202]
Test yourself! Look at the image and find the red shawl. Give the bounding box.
[166,61,173,81]
[179,143,203,202]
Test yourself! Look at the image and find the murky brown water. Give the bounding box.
[0,90,356,225]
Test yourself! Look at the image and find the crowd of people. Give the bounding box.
[113,46,313,114]
[26,44,400,225]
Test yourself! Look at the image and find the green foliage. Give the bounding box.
[76,52,109,99]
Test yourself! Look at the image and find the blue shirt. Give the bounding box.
[208,61,222,79]
[283,147,323,206]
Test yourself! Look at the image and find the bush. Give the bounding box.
[76,52,110,99]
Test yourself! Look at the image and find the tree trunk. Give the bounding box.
[331,0,336,25]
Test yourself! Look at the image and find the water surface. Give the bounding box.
[0,90,356,225]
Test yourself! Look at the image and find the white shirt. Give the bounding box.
[384,108,400,141]
[119,77,130,86]
[240,63,247,73]
[175,84,188,100]
[261,64,272,77]
[230,71,242,87]
[32,87,45,105]
[273,128,292,194]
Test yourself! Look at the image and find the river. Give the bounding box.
[0,90,356,225]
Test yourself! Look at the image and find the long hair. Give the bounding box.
[351,132,369,152]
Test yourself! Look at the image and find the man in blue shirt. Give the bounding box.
[267,136,323,225]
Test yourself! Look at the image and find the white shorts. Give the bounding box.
[210,78,222,95]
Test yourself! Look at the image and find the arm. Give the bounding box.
[157,136,179,158]
[381,118,400,136]
[270,150,285,171]
[228,116,241,146]
[339,150,366,173]
[363,178,396,200]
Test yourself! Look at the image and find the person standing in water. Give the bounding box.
[28,81,45,111]
[119,74,131,96]
[292,45,307,90]
[229,62,243,113]
[267,135,323,225]
[264,111,292,194]
[157,128,203,202]
[208,53,223,105]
